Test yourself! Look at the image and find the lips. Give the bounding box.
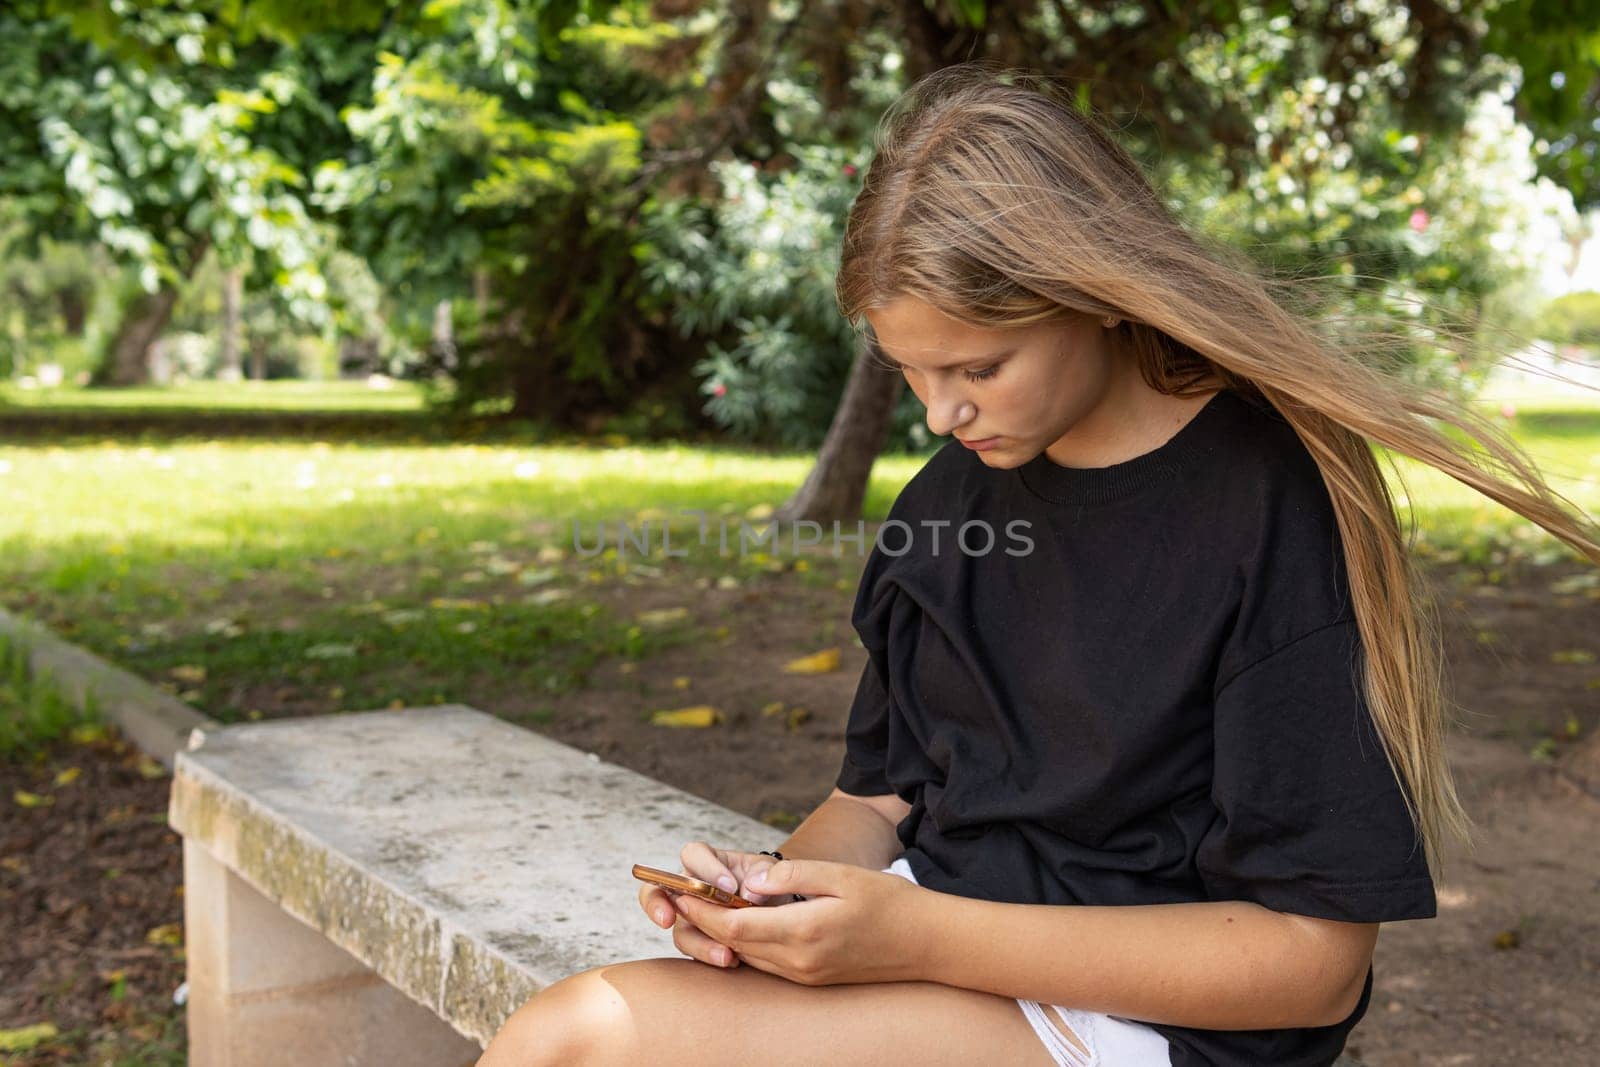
[958,436,1001,451]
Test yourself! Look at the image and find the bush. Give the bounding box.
[1537,290,1600,347]
[639,145,932,452]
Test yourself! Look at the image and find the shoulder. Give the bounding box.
[1206,391,1359,667]
[1207,390,1339,536]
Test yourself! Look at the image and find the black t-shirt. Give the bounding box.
[836,388,1436,1067]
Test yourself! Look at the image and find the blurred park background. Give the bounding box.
[3,1,1600,1064]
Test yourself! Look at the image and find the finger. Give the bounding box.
[734,855,779,905]
[637,885,676,929]
[745,857,843,899]
[673,887,788,950]
[671,914,740,968]
[680,840,739,895]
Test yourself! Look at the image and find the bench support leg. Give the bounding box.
[182,839,484,1066]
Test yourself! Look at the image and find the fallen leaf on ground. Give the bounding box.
[170,664,207,684]
[1551,649,1596,665]
[429,597,487,611]
[760,701,786,718]
[146,923,183,947]
[69,724,109,745]
[636,607,689,626]
[13,791,53,808]
[52,767,81,787]
[305,643,358,659]
[650,706,721,728]
[783,648,840,674]
[1492,929,1521,950]
[0,1023,59,1052]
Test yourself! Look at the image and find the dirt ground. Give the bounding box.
[0,730,185,1065]
[2,556,1596,1065]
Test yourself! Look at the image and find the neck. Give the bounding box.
[1046,364,1215,470]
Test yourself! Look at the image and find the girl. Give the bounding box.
[479,64,1599,1066]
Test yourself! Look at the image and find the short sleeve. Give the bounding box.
[835,655,896,797]
[1195,618,1437,923]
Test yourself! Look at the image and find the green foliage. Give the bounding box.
[1483,0,1600,210]
[1538,291,1600,346]
[0,637,103,762]
[0,6,334,337]
[313,0,702,418]
[0,227,118,382]
[1154,6,1580,385]
[638,145,928,450]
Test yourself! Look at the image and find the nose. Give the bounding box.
[924,385,976,438]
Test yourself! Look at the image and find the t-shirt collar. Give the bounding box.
[1016,389,1238,505]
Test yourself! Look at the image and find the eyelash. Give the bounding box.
[883,360,999,383]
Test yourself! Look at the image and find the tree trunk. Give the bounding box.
[776,330,906,523]
[218,267,243,381]
[248,339,267,381]
[98,286,180,386]
[57,287,88,337]
[775,2,979,523]
[431,298,457,373]
[473,268,492,315]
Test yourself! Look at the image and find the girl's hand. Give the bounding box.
[668,857,931,986]
[636,841,790,968]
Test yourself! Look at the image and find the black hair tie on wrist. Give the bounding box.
[757,849,806,903]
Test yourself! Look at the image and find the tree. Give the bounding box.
[0,3,335,384]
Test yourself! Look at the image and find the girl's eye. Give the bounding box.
[964,366,999,382]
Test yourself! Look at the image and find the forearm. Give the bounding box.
[776,796,900,871]
[912,893,1368,1030]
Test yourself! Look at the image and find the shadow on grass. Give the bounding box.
[0,408,501,443]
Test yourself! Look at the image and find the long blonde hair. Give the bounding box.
[835,62,1600,876]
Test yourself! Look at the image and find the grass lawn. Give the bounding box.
[0,379,428,413]
[0,383,1594,727]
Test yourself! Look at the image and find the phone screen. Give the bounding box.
[632,863,753,908]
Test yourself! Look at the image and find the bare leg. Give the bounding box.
[477,956,1089,1067]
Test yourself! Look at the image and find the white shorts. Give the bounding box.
[881,857,1172,1067]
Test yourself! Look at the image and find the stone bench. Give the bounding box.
[168,705,784,1064]
[169,703,1367,1066]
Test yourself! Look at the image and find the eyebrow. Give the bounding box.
[878,347,1017,371]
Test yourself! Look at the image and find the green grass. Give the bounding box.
[0,378,428,413]
[0,428,925,720]
[0,636,103,762]
[1390,394,1600,568]
[0,388,1592,723]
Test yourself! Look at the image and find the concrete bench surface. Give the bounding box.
[169,703,1369,1066]
[169,704,784,1062]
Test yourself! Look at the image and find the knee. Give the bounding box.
[477,967,631,1067]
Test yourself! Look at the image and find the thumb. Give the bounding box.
[746,857,834,897]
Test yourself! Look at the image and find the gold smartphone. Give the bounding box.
[632,863,753,908]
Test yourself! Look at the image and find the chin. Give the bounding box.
[973,446,1027,469]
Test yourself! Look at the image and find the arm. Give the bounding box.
[775,788,909,871]
[910,890,1378,1030]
